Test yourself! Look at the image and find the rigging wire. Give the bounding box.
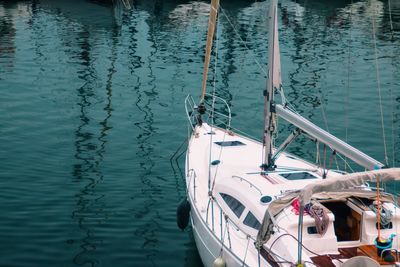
[218,213,228,256]
[395,180,399,247]
[336,153,355,173]
[279,88,298,113]
[208,7,230,194]
[206,1,220,192]
[390,77,395,168]
[207,0,222,197]
[344,0,354,172]
[388,0,396,167]
[219,2,301,152]
[219,7,268,77]
[320,93,330,133]
[241,236,251,267]
[226,216,232,249]
[371,3,389,166]
[315,141,320,165]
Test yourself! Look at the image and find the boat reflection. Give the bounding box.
[39,0,128,29]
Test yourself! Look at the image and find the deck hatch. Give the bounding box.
[220,193,245,218]
[214,141,245,147]
[279,172,317,180]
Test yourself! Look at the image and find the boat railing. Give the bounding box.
[184,95,198,131]
[232,176,263,196]
[186,168,197,202]
[184,94,231,131]
[190,171,256,245]
[188,172,261,259]
[206,193,258,249]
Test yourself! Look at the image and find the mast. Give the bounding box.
[263,0,281,169]
[200,0,220,102]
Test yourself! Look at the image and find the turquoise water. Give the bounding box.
[0,0,399,266]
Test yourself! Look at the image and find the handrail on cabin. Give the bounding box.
[231,176,263,196]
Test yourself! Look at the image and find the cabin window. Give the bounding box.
[220,193,245,218]
[280,172,317,180]
[215,141,245,147]
[307,226,318,234]
[243,211,261,230]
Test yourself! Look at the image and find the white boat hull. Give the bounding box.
[189,192,251,267]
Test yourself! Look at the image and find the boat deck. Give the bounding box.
[186,122,400,266]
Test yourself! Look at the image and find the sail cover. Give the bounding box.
[298,168,400,205]
[256,168,400,247]
[200,0,220,101]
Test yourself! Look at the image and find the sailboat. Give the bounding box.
[181,0,400,266]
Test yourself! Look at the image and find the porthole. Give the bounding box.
[260,195,272,205]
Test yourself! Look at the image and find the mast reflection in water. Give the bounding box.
[0,0,399,266]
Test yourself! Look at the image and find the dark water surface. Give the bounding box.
[0,0,399,266]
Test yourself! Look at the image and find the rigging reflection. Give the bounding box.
[0,3,17,73]
[129,7,160,264]
[70,21,118,267]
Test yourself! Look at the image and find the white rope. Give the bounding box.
[371,5,389,166]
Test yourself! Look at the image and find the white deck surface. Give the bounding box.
[186,123,400,266]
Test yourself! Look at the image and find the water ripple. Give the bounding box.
[0,0,400,266]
